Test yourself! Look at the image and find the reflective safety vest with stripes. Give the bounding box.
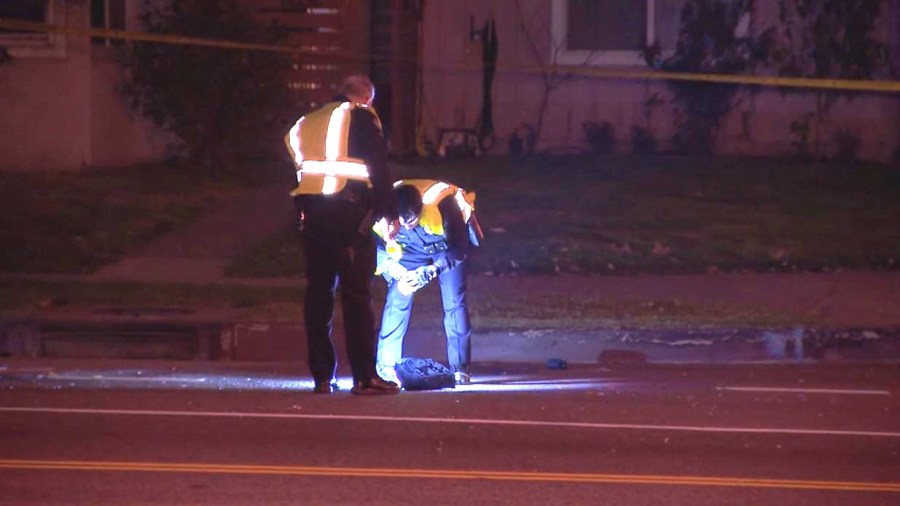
[373,179,478,262]
[284,101,382,197]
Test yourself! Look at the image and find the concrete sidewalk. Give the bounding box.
[4,271,899,367]
[2,182,899,366]
[90,182,296,284]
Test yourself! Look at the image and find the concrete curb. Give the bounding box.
[3,314,899,366]
[472,327,900,365]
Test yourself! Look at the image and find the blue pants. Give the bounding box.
[377,263,471,373]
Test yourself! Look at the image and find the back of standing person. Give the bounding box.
[284,75,401,395]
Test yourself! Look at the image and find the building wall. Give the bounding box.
[726,0,900,161]
[891,0,899,162]
[0,0,169,172]
[384,0,420,155]
[244,0,372,113]
[88,48,173,168]
[421,0,899,161]
[0,1,91,172]
[420,0,686,154]
[3,1,893,171]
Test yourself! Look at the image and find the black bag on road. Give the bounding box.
[395,357,456,390]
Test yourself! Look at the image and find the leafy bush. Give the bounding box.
[122,0,292,177]
[653,0,773,154]
[832,129,861,165]
[789,113,814,159]
[630,125,658,154]
[582,121,616,154]
[773,0,890,158]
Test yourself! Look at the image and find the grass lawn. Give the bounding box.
[0,161,281,274]
[227,154,900,277]
[0,278,799,330]
[2,153,896,328]
[2,154,898,278]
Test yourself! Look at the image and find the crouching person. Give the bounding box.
[373,179,482,386]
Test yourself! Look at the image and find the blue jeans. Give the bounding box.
[377,262,471,373]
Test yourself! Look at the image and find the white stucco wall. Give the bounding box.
[89,48,172,168]
[0,0,169,172]
[421,0,899,161]
[0,2,91,171]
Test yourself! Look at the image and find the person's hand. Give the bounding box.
[385,262,407,281]
[410,265,438,287]
[295,210,305,232]
[386,218,401,240]
[397,266,438,295]
[397,276,418,296]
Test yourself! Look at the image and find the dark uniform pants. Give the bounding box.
[302,231,378,384]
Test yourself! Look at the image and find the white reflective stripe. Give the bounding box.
[373,217,389,235]
[295,170,303,183]
[454,190,472,220]
[322,176,338,195]
[300,160,369,179]
[325,102,351,160]
[392,181,404,187]
[422,182,450,204]
[289,117,304,165]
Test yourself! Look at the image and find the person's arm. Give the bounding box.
[374,234,393,276]
[373,221,406,280]
[432,197,470,273]
[349,109,397,223]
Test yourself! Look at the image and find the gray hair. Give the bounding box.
[339,75,375,105]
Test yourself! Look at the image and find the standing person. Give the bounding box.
[284,75,401,395]
[373,179,482,385]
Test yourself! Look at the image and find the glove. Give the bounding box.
[397,276,418,296]
[411,265,439,287]
[397,265,438,296]
[385,262,407,281]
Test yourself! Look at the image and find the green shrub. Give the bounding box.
[582,121,616,154]
[832,129,861,166]
[630,125,658,154]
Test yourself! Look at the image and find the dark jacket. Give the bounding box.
[377,195,471,274]
[293,95,397,245]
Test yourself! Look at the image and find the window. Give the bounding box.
[551,0,657,66]
[0,0,65,58]
[91,0,126,46]
[0,1,46,35]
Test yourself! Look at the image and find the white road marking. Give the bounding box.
[46,374,210,383]
[717,386,891,396]
[1,406,898,438]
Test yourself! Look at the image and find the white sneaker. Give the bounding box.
[377,364,400,385]
[454,371,471,385]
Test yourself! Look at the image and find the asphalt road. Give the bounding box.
[0,361,898,505]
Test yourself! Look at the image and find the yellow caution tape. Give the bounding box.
[0,17,341,58]
[2,17,897,94]
[544,66,900,93]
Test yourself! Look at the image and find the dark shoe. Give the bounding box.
[313,379,338,394]
[351,377,401,396]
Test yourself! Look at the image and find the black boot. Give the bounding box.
[313,379,338,394]
[351,377,401,395]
